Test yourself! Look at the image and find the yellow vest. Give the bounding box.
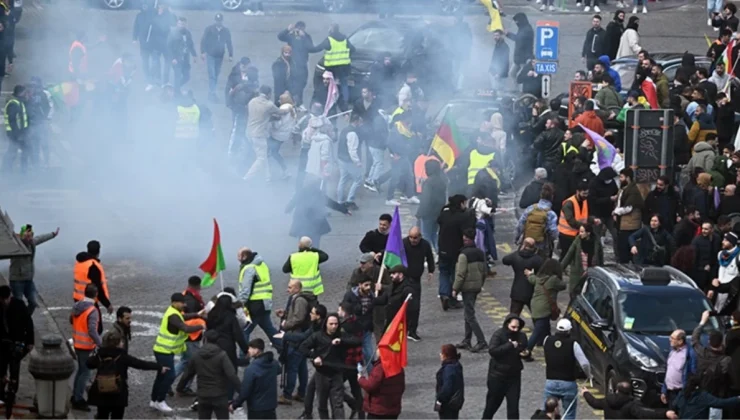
[486,168,501,189]
[289,251,324,296]
[5,98,27,132]
[239,262,273,301]
[153,306,188,354]
[467,149,495,185]
[561,143,579,162]
[175,104,200,139]
[324,37,351,67]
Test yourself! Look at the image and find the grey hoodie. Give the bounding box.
[178,342,241,399]
[72,298,102,348]
[237,254,273,311]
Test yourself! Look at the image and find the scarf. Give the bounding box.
[185,286,205,307]
[719,246,740,267]
[281,45,292,78]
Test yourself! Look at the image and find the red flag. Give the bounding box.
[641,77,658,110]
[199,219,226,288]
[377,299,409,377]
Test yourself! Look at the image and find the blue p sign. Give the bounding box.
[535,21,560,61]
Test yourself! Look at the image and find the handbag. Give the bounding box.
[94,356,122,394]
[645,229,666,264]
[540,279,561,321]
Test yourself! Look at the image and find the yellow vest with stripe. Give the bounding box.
[175,105,200,139]
[239,262,273,301]
[561,143,579,163]
[485,168,501,189]
[324,37,351,67]
[153,306,188,355]
[5,98,27,132]
[467,150,495,185]
[290,251,324,296]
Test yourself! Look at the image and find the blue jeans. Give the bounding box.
[206,54,223,95]
[283,346,308,399]
[708,0,722,16]
[243,311,280,348]
[337,160,362,203]
[362,330,376,369]
[267,137,287,176]
[527,317,552,351]
[72,349,92,401]
[438,260,454,298]
[386,158,414,201]
[419,217,438,252]
[544,380,578,420]
[367,147,385,183]
[151,352,176,402]
[174,341,199,386]
[9,280,37,314]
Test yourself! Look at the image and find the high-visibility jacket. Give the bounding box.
[72,305,98,351]
[4,98,27,133]
[73,259,109,304]
[561,143,579,163]
[68,40,88,74]
[324,37,351,67]
[485,168,501,189]
[181,290,206,341]
[558,195,589,237]
[289,251,324,296]
[175,105,200,139]
[467,149,495,185]
[391,107,405,120]
[153,306,188,355]
[239,262,273,301]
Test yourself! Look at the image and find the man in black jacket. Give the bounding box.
[520,168,548,209]
[489,30,510,91]
[533,117,563,178]
[168,17,197,92]
[582,381,674,419]
[375,265,414,328]
[200,13,233,102]
[502,239,543,316]
[482,313,528,420]
[603,10,624,60]
[588,167,619,255]
[402,227,435,341]
[582,15,606,70]
[359,213,392,264]
[278,21,314,107]
[0,285,33,409]
[644,176,681,233]
[506,13,534,79]
[438,195,476,310]
[132,1,155,87]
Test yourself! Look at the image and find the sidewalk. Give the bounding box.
[0,274,75,419]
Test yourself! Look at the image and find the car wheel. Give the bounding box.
[322,0,345,12]
[439,0,461,14]
[604,368,617,395]
[221,0,244,10]
[101,0,126,9]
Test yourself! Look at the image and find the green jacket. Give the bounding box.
[527,274,566,320]
[594,85,623,112]
[453,246,487,293]
[9,232,56,281]
[561,235,603,293]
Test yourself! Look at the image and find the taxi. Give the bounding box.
[566,264,721,407]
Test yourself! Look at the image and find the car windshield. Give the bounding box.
[611,62,636,91]
[436,102,499,132]
[617,290,718,335]
[349,27,404,56]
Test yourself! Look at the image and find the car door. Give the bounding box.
[570,277,611,384]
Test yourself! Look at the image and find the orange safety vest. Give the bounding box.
[557,195,589,237]
[69,40,88,75]
[182,290,206,341]
[414,155,440,194]
[73,259,109,303]
[72,305,98,350]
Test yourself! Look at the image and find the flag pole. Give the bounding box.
[362,293,413,375]
[219,271,224,291]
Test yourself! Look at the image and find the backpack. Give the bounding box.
[295,294,318,330]
[524,206,548,242]
[93,355,122,394]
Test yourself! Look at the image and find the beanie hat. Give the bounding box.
[725,232,739,247]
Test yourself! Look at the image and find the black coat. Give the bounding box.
[674,121,692,166]
[205,309,249,369]
[86,347,160,408]
[271,56,294,102]
[583,391,668,419]
[725,327,740,392]
[604,18,625,60]
[376,279,415,328]
[0,298,33,345]
[520,179,545,209]
[674,218,700,248]
[644,187,681,232]
[516,61,542,97]
[507,13,534,65]
[437,206,476,264]
[533,128,563,170]
[417,169,448,220]
[287,183,349,239]
[719,194,740,217]
[489,40,510,79]
[588,170,619,220]
[502,249,544,303]
[487,314,527,379]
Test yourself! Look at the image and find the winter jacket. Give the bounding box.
[674,217,700,248]
[151,9,176,51]
[232,351,279,411]
[298,325,362,374]
[271,105,296,143]
[725,326,740,391]
[533,128,564,170]
[306,131,333,178]
[519,179,545,209]
[644,187,681,232]
[507,13,534,65]
[692,324,732,390]
[132,8,155,48]
[671,390,740,419]
[527,274,566,320]
[604,16,625,60]
[453,245,487,293]
[417,163,448,220]
[205,307,249,370]
[517,61,542,97]
[616,182,644,231]
[654,73,671,108]
[719,194,740,217]
[0,298,33,345]
[598,55,623,93]
[574,111,605,140]
[562,235,604,292]
[487,314,528,378]
[616,28,641,59]
[347,267,391,338]
[688,116,718,145]
[72,299,102,348]
[360,229,390,255]
[502,249,544,303]
[343,287,381,333]
[9,232,55,281]
[167,28,196,62]
[200,24,233,58]
[178,342,241,399]
[489,39,510,79]
[359,360,405,416]
[584,391,669,419]
[247,94,279,140]
[582,27,606,62]
[282,291,317,333]
[675,121,692,166]
[436,359,464,411]
[516,199,558,250]
[437,206,476,264]
[687,141,716,174]
[375,279,414,328]
[271,56,294,102]
[237,254,273,313]
[692,233,721,278]
[277,29,314,67]
[588,168,619,220]
[595,85,623,112]
[627,227,675,266]
[86,346,160,408]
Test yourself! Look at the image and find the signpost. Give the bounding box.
[535,20,559,99]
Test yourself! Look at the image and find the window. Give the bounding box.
[583,279,613,322]
[349,27,404,56]
[617,290,718,334]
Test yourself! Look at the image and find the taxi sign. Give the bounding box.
[535,20,560,62]
[534,62,558,74]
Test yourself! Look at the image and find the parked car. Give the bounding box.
[610,52,713,95]
[96,0,463,12]
[95,0,248,11]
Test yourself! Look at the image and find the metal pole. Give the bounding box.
[660,109,669,176]
[631,109,640,171]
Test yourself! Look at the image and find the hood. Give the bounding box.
[536,199,552,210]
[512,12,530,28]
[251,254,265,265]
[693,141,713,153]
[490,113,504,131]
[605,392,634,409]
[623,331,670,364]
[626,16,639,31]
[73,299,95,316]
[598,55,612,70]
[425,159,442,176]
[298,291,318,305]
[200,342,223,360]
[502,313,525,330]
[253,351,276,366]
[597,166,618,180]
[682,52,696,68]
[76,252,96,263]
[612,10,624,21]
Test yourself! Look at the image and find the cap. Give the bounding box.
[556,319,572,332]
[215,13,223,21]
[170,293,186,303]
[359,252,374,263]
[389,265,406,275]
[725,232,739,247]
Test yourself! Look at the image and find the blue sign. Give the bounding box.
[535,62,558,74]
[535,21,560,61]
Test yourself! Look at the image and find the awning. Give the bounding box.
[0,206,30,260]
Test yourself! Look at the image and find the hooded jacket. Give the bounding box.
[72,299,102,348]
[9,231,55,281]
[436,359,464,411]
[588,167,619,219]
[686,141,716,175]
[528,274,566,320]
[519,179,545,210]
[594,84,623,112]
[487,314,528,378]
[597,56,622,93]
[502,248,544,303]
[86,346,160,408]
[232,351,280,411]
[359,360,405,416]
[616,17,641,59]
[179,342,241,399]
[453,244,487,293]
[506,13,534,65]
[604,13,625,60]
[688,115,718,145]
[582,26,606,62]
[437,204,476,264]
[298,321,362,374]
[417,160,448,220]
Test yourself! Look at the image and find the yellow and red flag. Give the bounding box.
[377,298,409,377]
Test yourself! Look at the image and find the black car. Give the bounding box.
[566,264,721,407]
[95,0,248,11]
[313,19,454,104]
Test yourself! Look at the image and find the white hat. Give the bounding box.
[556,318,572,332]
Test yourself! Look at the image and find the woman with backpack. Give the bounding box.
[523,259,566,361]
[86,330,165,419]
[628,214,675,266]
[435,344,464,419]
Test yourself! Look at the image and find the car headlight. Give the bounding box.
[627,343,659,368]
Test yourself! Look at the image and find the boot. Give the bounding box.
[440,296,449,311]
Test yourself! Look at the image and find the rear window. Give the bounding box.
[611,62,635,91]
[349,27,404,56]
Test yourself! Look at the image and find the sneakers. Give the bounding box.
[539,4,545,9]
[408,332,422,342]
[278,395,293,405]
[149,401,157,409]
[632,6,637,13]
[594,5,600,11]
[385,199,401,206]
[708,18,713,26]
[470,342,489,353]
[616,0,625,7]
[576,2,582,5]
[153,401,174,413]
[363,181,378,192]
[641,5,647,13]
[345,202,359,211]
[406,196,420,204]
[455,341,471,350]
[243,9,255,14]
[145,84,154,92]
[190,400,199,411]
[549,5,555,10]
[584,5,590,11]
[298,412,313,419]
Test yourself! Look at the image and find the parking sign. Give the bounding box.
[535,21,559,61]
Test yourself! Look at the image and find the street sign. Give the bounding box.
[535,20,560,61]
[541,75,551,99]
[534,62,558,74]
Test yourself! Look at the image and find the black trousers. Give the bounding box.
[482,374,521,420]
[303,372,317,415]
[248,409,277,419]
[367,415,398,419]
[315,371,345,419]
[408,279,421,334]
[0,345,22,402]
[617,229,638,264]
[438,408,460,419]
[343,370,365,419]
[198,396,229,420]
[95,406,125,419]
[558,233,575,261]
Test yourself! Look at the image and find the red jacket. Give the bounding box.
[574,110,605,144]
[359,361,405,416]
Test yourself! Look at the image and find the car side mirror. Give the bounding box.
[590,319,610,330]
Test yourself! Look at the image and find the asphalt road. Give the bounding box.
[0,0,715,418]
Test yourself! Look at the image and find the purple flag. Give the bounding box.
[383,206,408,267]
[579,124,616,170]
